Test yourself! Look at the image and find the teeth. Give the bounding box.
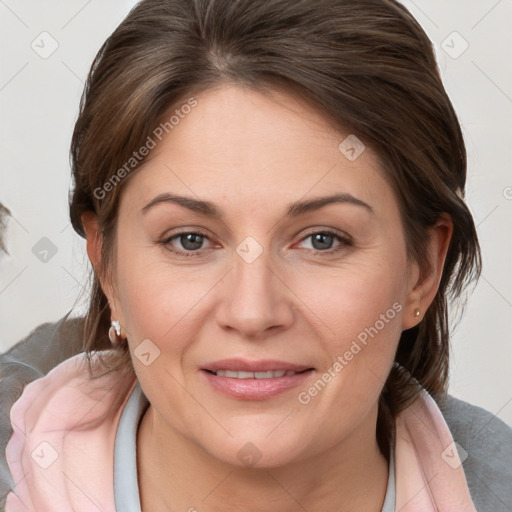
[224,370,243,378]
[214,370,297,379]
[235,371,253,379]
[255,371,286,378]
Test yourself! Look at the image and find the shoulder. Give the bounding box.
[5,349,135,438]
[0,315,87,431]
[436,393,512,511]
[0,314,85,381]
[0,315,86,509]
[1,350,135,511]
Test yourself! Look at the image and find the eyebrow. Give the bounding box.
[141,192,374,219]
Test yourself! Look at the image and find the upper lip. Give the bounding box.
[202,358,313,373]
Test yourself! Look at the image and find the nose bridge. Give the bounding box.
[234,242,273,296]
[232,239,278,311]
[217,236,293,336]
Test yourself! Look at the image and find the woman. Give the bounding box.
[1,0,511,511]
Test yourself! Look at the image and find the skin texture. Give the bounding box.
[83,84,452,511]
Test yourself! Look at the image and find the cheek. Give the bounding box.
[114,245,221,357]
[292,248,407,401]
[296,250,406,344]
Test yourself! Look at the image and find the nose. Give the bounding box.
[215,246,295,339]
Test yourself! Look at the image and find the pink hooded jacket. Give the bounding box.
[4,350,477,511]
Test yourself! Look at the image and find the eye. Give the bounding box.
[161,231,214,257]
[296,230,353,253]
[160,229,353,258]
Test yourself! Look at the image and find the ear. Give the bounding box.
[81,211,102,271]
[81,211,117,309]
[402,213,453,330]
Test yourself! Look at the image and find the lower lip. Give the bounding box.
[201,370,314,400]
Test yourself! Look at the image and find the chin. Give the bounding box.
[197,422,312,470]
[217,443,304,470]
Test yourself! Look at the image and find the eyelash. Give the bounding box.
[159,229,353,258]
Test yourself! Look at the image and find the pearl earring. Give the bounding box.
[414,308,421,320]
[108,320,125,346]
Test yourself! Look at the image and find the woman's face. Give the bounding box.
[107,84,420,467]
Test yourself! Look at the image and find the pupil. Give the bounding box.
[312,233,333,250]
[182,233,203,250]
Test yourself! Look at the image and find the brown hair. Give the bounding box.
[69,0,481,459]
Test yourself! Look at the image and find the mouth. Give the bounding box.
[201,359,315,400]
[204,369,310,379]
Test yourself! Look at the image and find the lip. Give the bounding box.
[201,359,315,400]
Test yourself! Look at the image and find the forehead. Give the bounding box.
[119,84,396,219]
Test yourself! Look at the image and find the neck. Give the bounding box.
[136,404,390,512]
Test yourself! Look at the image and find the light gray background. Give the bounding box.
[0,0,511,427]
